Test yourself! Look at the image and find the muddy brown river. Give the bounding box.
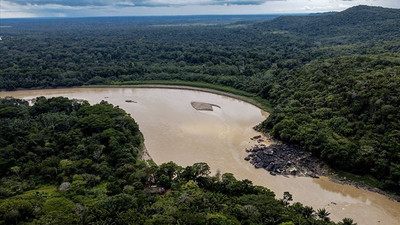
[1,87,399,225]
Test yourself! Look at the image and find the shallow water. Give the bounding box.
[1,87,399,225]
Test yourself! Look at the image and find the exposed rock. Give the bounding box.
[255,162,264,168]
[307,173,320,179]
[125,100,137,103]
[251,126,400,201]
[266,150,274,155]
[265,163,275,171]
[244,143,327,177]
[59,182,71,192]
[147,185,166,194]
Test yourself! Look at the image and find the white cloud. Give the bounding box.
[6,0,279,7]
[0,0,399,18]
[0,1,37,18]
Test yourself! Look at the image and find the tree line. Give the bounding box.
[0,97,354,224]
[0,5,399,193]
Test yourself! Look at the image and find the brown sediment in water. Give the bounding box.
[1,87,400,225]
[191,101,221,111]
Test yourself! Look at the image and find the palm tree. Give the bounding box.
[317,208,330,222]
[339,218,357,225]
[282,191,293,207]
[303,206,315,219]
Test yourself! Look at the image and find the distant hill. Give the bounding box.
[256,5,400,43]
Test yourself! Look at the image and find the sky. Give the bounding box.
[1,0,399,18]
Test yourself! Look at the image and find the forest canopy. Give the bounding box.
[0,5,399,192]
[0,97,351,224]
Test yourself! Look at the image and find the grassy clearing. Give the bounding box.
[6,185,60,201]
[88,80,273,112]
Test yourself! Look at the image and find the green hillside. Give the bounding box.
[257,5,400,43]
[260,54,400,191]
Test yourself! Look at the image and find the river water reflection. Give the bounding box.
[1,87,399,225]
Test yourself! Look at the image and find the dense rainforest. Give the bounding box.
[0,97,354,224]
[0,5,399,193]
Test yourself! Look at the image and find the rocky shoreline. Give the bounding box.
[244,136,327,178]
[248,126,400,202]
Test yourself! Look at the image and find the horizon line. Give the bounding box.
[0,12,315,20]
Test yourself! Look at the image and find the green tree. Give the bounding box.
[0,199,33,224]
[317,208,331,222]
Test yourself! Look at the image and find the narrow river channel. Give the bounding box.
[1,87,399,225]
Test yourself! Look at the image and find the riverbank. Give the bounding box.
[1,81,272,112]
[0,85,83,93]
[138,144,153,162]
[2,87,400,224]
[86,80,273,112]
[2,84,397,200]
[3,84,398,201]
[251,126,400,202]
[245,140,327,178]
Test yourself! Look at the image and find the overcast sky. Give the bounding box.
[1,0,399,18]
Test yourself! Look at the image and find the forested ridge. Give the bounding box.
[0,97,353,224]
[260,54,400,191]
[0,5,399,193]
[257,5,400,43]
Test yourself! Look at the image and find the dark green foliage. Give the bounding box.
[0,97,142,196]
[0,97,341,224]
[259,5,400,44]
[260,55,400,192]
[0,13,315,92]
[0,199,34,224]
[0,4,398,223]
